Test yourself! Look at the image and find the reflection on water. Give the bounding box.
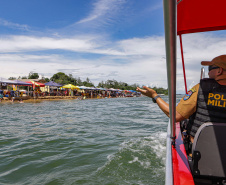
[0,96,179,185]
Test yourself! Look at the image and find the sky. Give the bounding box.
[0,0,226,94]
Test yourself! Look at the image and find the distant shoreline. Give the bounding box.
[0,95,135,104]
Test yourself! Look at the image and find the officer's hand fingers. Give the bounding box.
[143,86,151,91]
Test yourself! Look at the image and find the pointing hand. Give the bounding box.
[136,86,158,98]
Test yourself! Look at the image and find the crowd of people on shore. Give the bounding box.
[0,86,141,103]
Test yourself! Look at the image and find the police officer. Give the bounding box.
[136,55,226,142]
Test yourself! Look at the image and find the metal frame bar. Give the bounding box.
[179,34,188,94]
[200,67,205,79]
[163,0,177,139]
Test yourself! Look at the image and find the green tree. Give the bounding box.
[76,77,83,86]
[96,79,168,93]
[98,81,104,88]
[68,74,77,85]
[152,87,168,95]
[41,76,50,82]
[83,77,94,87]
[28,72,39,79]
[50,72,69,85]
[8,77,16,80]
[45,78,50,82]
[50,72,78,85]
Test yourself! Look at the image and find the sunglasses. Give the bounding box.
[208,65,219,72]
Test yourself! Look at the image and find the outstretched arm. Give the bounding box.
[136,86,185,122]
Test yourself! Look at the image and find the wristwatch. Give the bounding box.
[152,95,160,103]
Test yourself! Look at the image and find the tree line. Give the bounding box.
[8,72,168,93]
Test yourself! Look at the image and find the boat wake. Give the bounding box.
[95,132,166,185]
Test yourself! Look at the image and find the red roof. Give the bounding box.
[177,0,226,35]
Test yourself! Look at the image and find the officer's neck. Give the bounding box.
[215,74,226,85]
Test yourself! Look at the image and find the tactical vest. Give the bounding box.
[189,79,226,137]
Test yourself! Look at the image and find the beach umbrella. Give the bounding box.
[0,77,17,85]
[45,81,62,87]
[109,88,118,91]
[44,81,62,93]
[26,81,45,88]
[96,87,106,91]
[78,86,89,89]
[129,90,137,93]
[87,87,98,90]
[62,84,80,90]
[124,90,132,93]
[13,80,32,86]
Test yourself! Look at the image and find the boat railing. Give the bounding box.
[163,0,177,141]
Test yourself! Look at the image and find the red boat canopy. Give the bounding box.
[177,0,226,35]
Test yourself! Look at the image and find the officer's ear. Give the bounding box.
[217,67,223,75]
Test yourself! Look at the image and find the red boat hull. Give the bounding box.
[172,122,195,185]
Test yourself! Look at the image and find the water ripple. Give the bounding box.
[0,96,182,184]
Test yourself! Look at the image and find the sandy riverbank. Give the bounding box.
[0,95,103,103]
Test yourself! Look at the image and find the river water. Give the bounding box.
[0,96,182,185]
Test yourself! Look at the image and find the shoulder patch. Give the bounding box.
[183,88,196,101]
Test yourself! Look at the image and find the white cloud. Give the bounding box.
[0,35,126,55]
[118,36,165,55]
[76,0,126,24]
[0,35,96,53]
[0,18,30,31]
[0,32,226,93]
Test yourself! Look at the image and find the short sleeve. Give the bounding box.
[176,84,200,119]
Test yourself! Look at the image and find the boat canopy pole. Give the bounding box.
[200,67,205,79]
[179,34,188,94]
[163,0,177,141]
